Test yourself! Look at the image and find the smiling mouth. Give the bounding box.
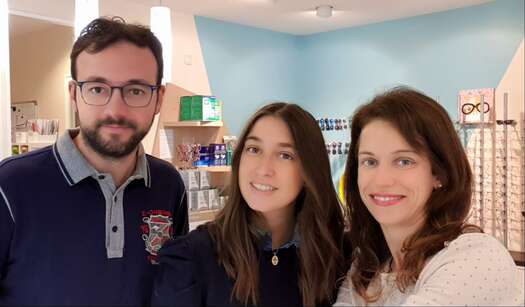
[251,182,277,192]
[370,194,405,206]
[102,125,132,131]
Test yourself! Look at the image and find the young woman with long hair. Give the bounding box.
[152,102,348,306]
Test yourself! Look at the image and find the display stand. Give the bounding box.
[459,90,525,260]
[151,83,231,226]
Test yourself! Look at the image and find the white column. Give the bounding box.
[143,5,173,155]
[0,0,11,160]
[150,6,172,83]
[75,0,99,38]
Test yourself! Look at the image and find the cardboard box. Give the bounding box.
[199,170,211,190]
[188,190,199,211]
[197,190,209,211]
[181,170,200,191]
[208,189,219,209]
[179,96,222,121]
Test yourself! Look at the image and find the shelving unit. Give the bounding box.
[189,209,219,223]
[197,166,231,173]
[151,83,231,224]
[163,120,224,127]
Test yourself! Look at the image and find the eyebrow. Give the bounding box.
[82,77,152,85]
[358,149,417,156]
[245,136,296,149]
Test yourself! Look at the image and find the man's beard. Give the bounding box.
[80,117,150,159]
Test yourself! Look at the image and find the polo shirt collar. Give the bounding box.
[255,224,301,251]
[53,128,151,187]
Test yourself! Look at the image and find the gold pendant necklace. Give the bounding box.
[271,250,279,266]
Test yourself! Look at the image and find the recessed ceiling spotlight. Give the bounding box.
[316,5,333,18]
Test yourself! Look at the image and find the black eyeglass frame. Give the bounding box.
[74,80,161,108]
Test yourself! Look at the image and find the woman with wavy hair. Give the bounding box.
[335,87,523,306]
[152,102,348,306]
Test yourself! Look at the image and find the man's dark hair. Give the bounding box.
[70,16,163,85]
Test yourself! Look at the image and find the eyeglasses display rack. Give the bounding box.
[459,91,525,257]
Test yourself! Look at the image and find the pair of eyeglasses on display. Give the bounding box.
[467,147,522,154]
[493,169,522,179]
[74,80,160,107]
[461,101,490,115]
[470,161,521,171]
[496,119,516,125]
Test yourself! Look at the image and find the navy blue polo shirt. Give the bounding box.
[0,129,188,305]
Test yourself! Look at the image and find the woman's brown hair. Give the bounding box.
[207,102,348,306]
[344,86,478,302]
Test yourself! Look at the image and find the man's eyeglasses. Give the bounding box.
[74,81,160,108]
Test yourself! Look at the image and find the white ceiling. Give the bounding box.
[8,0,494,36]
[149,0,494,35]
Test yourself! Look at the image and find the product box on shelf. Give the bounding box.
[197,190,209,210]
[179,95,222,121]
[209,143,227,166]
[183,169,221,212]
[199,170,211,190]
[194,146,211,167]
[189,189,220,212]
[180,170,200,191]
[11,145,19,155]
[188,190,199,211]
[208,189,220,209]
[179,96,192,121]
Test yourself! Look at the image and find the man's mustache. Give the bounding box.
[95,118,137,130]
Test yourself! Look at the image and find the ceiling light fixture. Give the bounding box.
[316,5,333,18]
[150,4,172,83]
[74,0,99,38]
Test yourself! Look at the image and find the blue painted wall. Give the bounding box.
[195,17,302,135]
[195,0,524,136]
[298,0,524,121]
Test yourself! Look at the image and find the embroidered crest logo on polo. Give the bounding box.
[141,210,173,264]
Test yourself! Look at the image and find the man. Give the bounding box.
[0,17,188,305]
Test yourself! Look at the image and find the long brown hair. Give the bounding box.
[207,102,348,306]
[344,87,478,302]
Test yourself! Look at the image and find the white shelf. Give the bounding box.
[189,208,220,223]
[164,121,223,127]
[197,166,231,173]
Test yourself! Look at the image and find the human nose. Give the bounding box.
[370,164,396,187]
[104,87,128,116]
[255,155,275,177]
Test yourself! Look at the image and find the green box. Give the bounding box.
[191,96,203,121]
[179,96,193,121]
[180,95,222,121]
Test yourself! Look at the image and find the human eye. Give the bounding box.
[279,152,295,161]
[359,158,377,168]
[125,85,147,96]
[244,145,259,154]
[395,158,416,168]
[86,83,108,95]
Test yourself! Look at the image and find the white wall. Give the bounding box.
[7,0,212,154]
[9,22,73,136]
[99,0,211,94]
[496,40,524,122]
